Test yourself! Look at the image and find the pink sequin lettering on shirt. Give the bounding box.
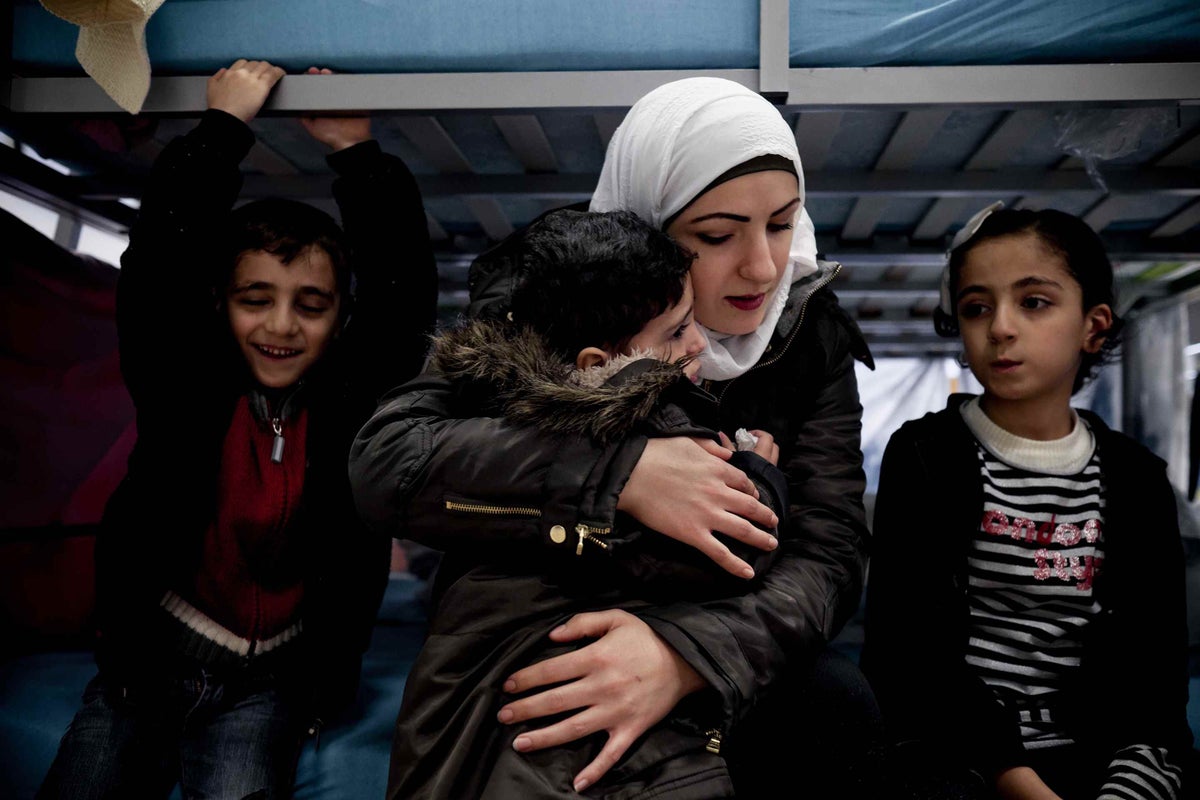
[1033,549,1052,580]
[1053,523,1081,546]
[1011,517,1037,542]
[982,510,1008,535]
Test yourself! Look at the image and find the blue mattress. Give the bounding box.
[12,1,1200,75]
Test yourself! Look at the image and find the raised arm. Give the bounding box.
[296,79,439,724]
[118,60,282,405]
[301,69,438,401]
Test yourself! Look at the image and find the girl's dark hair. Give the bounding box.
[219,198,353,307]
[510,209,694,360]
[933,208,1123,394]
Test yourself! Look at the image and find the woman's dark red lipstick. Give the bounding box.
[727,294,765,311]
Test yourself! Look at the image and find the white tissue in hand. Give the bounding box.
[734,428,759,451]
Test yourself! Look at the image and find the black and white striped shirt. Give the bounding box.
[961,399,1182,800]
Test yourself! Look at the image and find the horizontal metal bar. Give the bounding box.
[8,63,1198,114]
[785,63,1200,109]
[79,167,1198,203]
[0,144,135,234]
[5,71,759,114]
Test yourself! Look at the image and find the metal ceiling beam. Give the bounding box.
[392,116,517,240]
[493,114,558,173]
[426,212,449,242]
[912,197,970,242]
[840,198,892,242]
[8,63,1198,114]
[81,167,1200,203]
[783,63,1200,109]
[1082,196,1134,232]
[0,143,134,234]
[1152,199,1200,239]
[463,196,514,240]
[1155,130,1200,168]
[964,110,1048,170]
[395,117,473,173]
[913,109,1047,240]
[243,140,300,175]
[593,112,625,150]
[842,110,952,240]
[793,112,843,172]
[830,285,940,302]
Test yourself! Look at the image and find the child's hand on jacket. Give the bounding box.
[207,59,285,123]
[300,67,372,151]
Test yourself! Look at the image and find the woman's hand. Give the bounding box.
[496,610,707,793]
[298,67,373,151]
[618,436,778,578]
[206,60,285,123]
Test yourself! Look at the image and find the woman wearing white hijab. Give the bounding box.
[353,77,878,797]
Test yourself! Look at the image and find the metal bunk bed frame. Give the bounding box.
[3,0,1200,354]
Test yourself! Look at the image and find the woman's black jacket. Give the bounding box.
[861,395,1192,778]
[350,232,874,743]
[96,110,437,722]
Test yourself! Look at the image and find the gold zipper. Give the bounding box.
[444,499,542,517]
[574,523,611,556]
[714,262,843,404]
[704,729,723,754]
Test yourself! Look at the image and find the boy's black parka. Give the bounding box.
[351,222,875,771]
[388,319,789,799]
[97,109,437,723]
[861,395,1192,781]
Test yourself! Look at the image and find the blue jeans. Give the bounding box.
[37,667,306,800]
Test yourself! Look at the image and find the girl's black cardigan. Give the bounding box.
[861,395,1192,779]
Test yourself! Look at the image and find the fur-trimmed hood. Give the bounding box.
[429,319,711,444]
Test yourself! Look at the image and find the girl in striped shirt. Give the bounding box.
[863,205,1193,800]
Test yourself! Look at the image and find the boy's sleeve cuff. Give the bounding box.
[327,140,383,175]
[196,109,256,162]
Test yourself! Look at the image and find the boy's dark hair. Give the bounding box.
[219,198,352,305]
[934,208,1123,394]
[509,209,694,359]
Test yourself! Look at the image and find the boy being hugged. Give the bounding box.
[38,61,437,800]
[862,204,1193,800]
[376,209,785,799]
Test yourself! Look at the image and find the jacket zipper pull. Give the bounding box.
[705,728,723,754]
[576,525,588,556]
[308,718,323,750]
[270,417,284,464]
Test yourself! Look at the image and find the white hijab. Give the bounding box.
[590,77,818,381]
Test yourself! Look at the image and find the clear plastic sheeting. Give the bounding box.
[1122,300,1189,492]
[1054,107,1180,192]
[857,358,979,497]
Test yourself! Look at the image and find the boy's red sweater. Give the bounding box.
[184,395,309,655]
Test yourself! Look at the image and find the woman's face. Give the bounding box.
[665,170,800,335]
